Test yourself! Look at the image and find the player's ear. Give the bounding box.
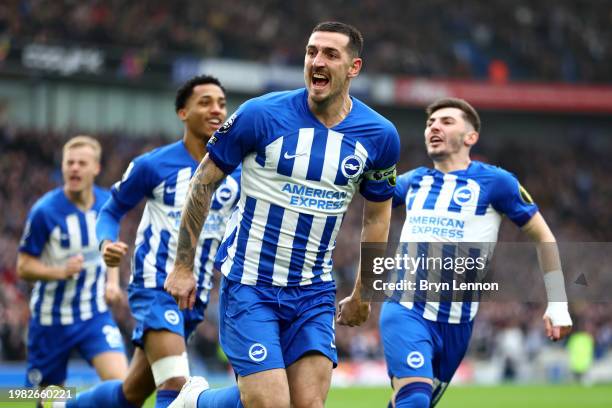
[177,108,188,121]
[348,57,362,78]
[465,131,479,147]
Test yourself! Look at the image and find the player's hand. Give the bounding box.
[101,241,129,267]
[337,295,371,327]
[104,281,123,306]
[164,264,196,310]
[62,255,84,279]
[543,302,573,341]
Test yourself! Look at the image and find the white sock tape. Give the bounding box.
[151,352,190,387]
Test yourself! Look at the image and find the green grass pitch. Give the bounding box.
[3,384,610,407]
[146,384,610,408]
[325,385,612,407]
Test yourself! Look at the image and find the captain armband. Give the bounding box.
[363,165,397,186]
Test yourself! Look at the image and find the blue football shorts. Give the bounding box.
[25,311,125,386]
[127,285,206,348]
[219,277,338,377]
[379,301,473,383]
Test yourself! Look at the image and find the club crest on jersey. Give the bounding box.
[341,155,364,180]
[452,185,478,207]
[248,343,268,362]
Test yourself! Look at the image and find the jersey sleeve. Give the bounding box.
[96,156,155,242]
[203,166,241,239]
[392,170,414,208]
[207,100,262,174]
[359,125,401,202]
[490,170,539,227]
[19,203,52,257]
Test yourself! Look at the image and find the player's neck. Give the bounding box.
[183,133,208,163]
[64,187,94,211]
[433,157,471,173]
[308,94,352,128]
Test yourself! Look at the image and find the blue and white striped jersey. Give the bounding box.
[208,89,400,286]
[96,141,241,303]
[19,186,110,326]
[393,161,538,323]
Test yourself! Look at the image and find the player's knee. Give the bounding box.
[394,382,432,408]
[241,387,290,408]
[291,393,325,408]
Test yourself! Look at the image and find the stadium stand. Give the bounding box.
[0,0,610,82]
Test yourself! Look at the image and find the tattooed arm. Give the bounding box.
[165,155,226,309]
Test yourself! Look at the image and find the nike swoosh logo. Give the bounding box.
[283,151,307,160]
[165,186,176,194]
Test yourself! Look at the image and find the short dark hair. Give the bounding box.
[175,75,225,112]
[426,98,481,133]
[312,21,363,57]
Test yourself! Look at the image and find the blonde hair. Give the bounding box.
[63,135,102,162]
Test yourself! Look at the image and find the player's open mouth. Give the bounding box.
[312,73,329,89]
[208,118,222,129]
[69,176,81,182]
[429,136,443,145]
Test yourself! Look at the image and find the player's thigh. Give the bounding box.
[121,347,156,406]
[91,351,128,380]
[380,302,434,380]
[144,329,187,361]
[286,353,332,408]
[237,368,290,408]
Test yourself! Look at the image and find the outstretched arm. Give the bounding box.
[337,198,392,326]
[165,154,226,309]
[522,211,573,341]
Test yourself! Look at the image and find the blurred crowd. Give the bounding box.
[1,0,610,83]
[1,122,611,368]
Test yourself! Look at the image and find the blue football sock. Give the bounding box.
[197,385,243,408]
[155,390,179,408]
[395,382,433,408]
[67,380,135,408]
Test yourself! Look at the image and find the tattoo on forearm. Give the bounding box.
[175,161,216,269]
